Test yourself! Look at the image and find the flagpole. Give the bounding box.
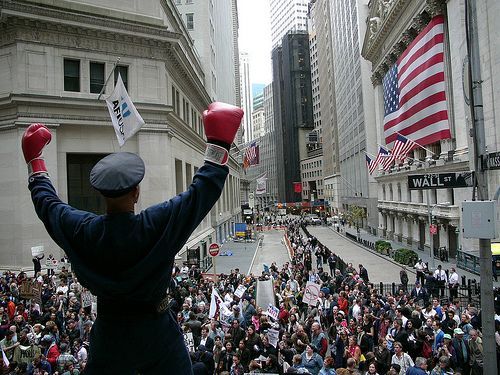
[97,57,121,101]
[395,132,436,155]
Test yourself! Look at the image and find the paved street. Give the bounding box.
[212,238,259,275]
[250,229,291,275]
[305,226,407,283]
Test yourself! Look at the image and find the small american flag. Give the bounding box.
[244,142,259,167]
[378,147,394,171]
[392,134,418,163]
[365,155,377,175]
[383,15,451,146]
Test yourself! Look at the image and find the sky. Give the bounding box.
[237,0,273,85]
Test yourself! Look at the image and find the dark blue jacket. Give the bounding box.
[29,162,227,303]
[29,162,228,374]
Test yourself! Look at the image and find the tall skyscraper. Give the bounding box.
[270,0,309,48]
[175,0,239,104]
[272,32,314,203]
[309,0,341,213]
[330,0,378,227]
[240,52,253,143]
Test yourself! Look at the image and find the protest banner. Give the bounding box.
[183,332,195,352]
[234,285,247,299]
[267,328,279,348]
[267,304,279,321]
[45,257,58,270]
[31,246,44,257]
[81,291,93,308]
[302,281,320,306]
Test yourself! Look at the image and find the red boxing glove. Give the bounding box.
[203,102,243,165]
[22,123,52,177]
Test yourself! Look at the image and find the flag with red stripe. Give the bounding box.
[383,15,451,147]
[244,142,259,167]
[378,147,394,171]
[392,134,418,163]
[365,155,377,175]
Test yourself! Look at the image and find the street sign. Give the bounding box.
[408,172,474,190]
[487,151,500,170]
[430,224,438,235]
[208,243,220,257]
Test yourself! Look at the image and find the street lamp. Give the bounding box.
[427,197,450,270]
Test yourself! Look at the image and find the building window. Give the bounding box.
[186,13,194,30]
[175,159,183,195]
[64,59,80,92]
[171,86,180,114]
[114,65,128,90]
[67,153,107,214]
[89,62,105,94]
[185,163,192,188]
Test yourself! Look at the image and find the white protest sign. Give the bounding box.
[81,291,93,308]
[302,281,320,306]
[183,332,195,352]
[31,246,44,257]
[267,304,279,321]
[45,257,58,270]
[267,328,279,348]
[234,285,247,299]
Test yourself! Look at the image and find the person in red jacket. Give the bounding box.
[41,335,60,369]
[338,292,349,315]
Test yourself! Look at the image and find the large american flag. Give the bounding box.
[383,15,451,146]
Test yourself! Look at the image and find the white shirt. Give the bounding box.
[415,262,426,272]
[422,308,437,320]
[449,271,459,285]
[352,304,361,320]
[434,269,448,283]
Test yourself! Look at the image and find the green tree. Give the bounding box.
[347,205,366,236]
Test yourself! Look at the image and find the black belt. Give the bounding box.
[97,296,170,317]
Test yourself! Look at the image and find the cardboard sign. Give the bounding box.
[19,280,41,304]
[183,332,195,352]
[303,281,320,306]
[234,285,247,299]
[31,246,44,257]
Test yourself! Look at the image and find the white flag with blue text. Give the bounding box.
[256,174,267,195]
[105,74,145,146]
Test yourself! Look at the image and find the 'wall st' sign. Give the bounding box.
[408,172,474,190]
[487,151,500,170]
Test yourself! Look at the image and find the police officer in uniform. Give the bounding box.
[22,102,243,374]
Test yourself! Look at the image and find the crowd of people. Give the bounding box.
[1,218,499,374]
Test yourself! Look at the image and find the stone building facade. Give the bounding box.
[360,0,500,258]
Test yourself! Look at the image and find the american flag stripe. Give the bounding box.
[398,36,444,81]
[383,15,451,147]
[366,155,377,174]
[399,53,444,93]
[391,134,418,162]
[244,142,259,166]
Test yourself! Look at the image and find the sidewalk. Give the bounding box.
[336,225,500,287]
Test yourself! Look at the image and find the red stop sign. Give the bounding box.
[208,243,220,257]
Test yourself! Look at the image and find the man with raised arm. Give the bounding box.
[22,102,243,374]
